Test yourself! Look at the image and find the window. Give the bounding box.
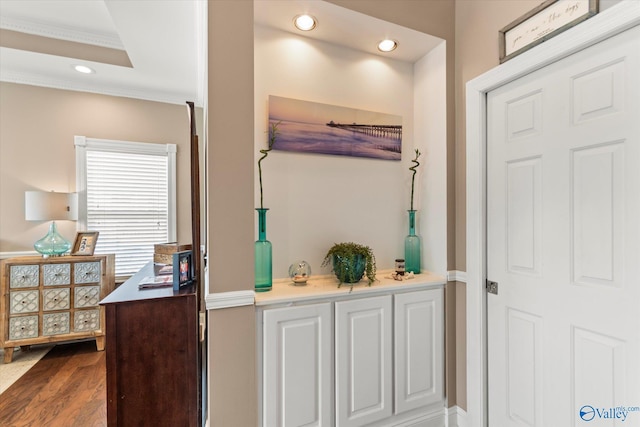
[75,136,176,278]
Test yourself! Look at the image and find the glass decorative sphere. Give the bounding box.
[288,260,311,285]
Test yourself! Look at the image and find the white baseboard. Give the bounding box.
[446,405,467,427]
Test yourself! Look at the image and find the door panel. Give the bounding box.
[487,25,639,427]
[263,303,332,427]
[394,289,443,414]
[335,295,392,427]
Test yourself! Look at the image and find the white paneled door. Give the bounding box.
[487,25,640,427]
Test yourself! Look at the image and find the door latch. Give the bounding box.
[486,280,498,295]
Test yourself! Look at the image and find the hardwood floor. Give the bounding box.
[0,341,106,427]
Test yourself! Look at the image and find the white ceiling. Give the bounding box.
[0,1,442,108]
[0,0,206,106]
[254,1,443,63]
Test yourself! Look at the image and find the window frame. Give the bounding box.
[75,136,177,274]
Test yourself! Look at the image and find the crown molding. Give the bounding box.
[1,70,202,107]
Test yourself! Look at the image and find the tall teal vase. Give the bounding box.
[255,208,272,292]
[404,210,421,274]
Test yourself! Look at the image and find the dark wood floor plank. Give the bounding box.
[0,341,106,427]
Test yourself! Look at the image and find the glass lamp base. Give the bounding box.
[34,221,71,257]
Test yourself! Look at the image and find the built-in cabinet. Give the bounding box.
[258,277,444,427]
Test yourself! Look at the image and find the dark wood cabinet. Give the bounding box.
[100,262,199,427]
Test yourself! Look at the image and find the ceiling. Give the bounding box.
[0,1,442,108]
[0,0,206,106]
[253,1,442,63]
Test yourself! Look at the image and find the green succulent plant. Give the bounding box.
[322,242,376,286]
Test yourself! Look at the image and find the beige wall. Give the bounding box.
[0,82,195,254]
[206,1,257,426]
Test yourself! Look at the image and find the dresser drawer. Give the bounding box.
[10,290,39,314]
[9,265,39,288]
[74,309,100,332]
[43,263,71,286]
[43,312,70,336]
[74,262,101,284]
[74,286,100,308]
[43,288,71,311]
[9,315,38,340]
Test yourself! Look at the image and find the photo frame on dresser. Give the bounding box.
[172,250,193,291]
[71,231,99,256]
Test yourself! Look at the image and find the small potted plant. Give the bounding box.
[322,242,376,287]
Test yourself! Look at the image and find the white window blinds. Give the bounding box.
[75,136,177,278]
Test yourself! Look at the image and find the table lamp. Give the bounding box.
[25,191,78,257]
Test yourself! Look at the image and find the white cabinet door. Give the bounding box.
[263,303,332,427]
[335,295,392,427]
[394,289,444,414]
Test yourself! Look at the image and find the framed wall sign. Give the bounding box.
[172,250,194,291]
[71,231,99,256]
[499,0,598,63]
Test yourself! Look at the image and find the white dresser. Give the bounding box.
[0,254,115,363]
[256,271,445,427]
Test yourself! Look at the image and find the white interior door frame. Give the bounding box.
[465,3,640,426]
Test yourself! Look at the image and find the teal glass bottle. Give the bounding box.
[255,208,272,292]
[404,210,421,274]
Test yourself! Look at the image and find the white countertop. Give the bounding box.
[255,269,446,307]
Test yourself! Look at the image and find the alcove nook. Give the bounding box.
[253,1,447,279]
[251,3,450,425]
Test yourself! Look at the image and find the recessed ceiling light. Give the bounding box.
[74,65,95,74]
[377,39,398,52]
[294,14,317,31]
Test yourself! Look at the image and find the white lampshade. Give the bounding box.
[25,191,78,221]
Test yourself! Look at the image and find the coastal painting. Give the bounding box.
[268,95,402,161]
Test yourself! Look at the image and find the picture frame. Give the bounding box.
[499,0,598,63]
[269,95,403,161]
[71,231,99,256]
[172,250,194,291]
